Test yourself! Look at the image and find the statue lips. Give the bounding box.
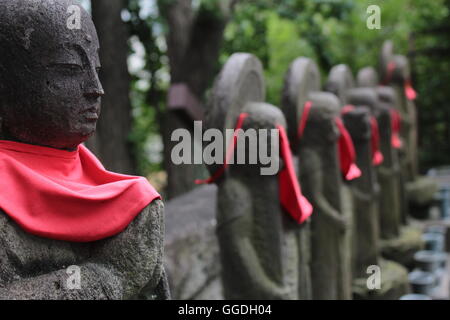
[81,106,100,121]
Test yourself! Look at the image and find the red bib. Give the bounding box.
[370,116,384,166]
[390,109,402,149]
[335,118,362,181]
[0,140,160,242]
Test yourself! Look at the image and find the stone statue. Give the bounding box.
[342,107,380,275]
[296,91,351,300]
[346,88,404,234]
[379,41,438,219]
[325,64,360,296]
[206,53,300,299]
[346,87,422,270]
[0,0,169,299]
[379,41,418,182]
[356,68,408,228]
[281,57,321,300]
[341,104,410,299]
[376,86,408,228]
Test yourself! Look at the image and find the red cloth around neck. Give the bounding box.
[404,79,417,101]
[278,124,313,224]
[196,113,312,224]
[0,140,160,242]
[195,113,249,185]
[335,118,362,181]
[341,105,383,166]
[299,102,361,181]
[390,109,403,149]
[370,116,384,166]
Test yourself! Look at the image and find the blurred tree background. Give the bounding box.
[79,0,449,198]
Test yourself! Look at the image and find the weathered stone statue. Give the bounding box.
[357,67,408,228]
[296,90,351,300]
[376,86,408,227]
[0,0,169,299]
[379,41,418,181]
[281,57,321,300]
[379,41,438,218]
[346,87,423,269]
[342,107,379,275]
[345,88,400,233]
[342,104,410,299]
[325,64,359,297]
[206,53,307,299]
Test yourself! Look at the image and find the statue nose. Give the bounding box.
[84,69,105,98]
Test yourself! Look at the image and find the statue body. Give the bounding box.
[379,42,418,182]
[377,86,406,231]
[342,108,379,277]
[345,78,410,299]
[0,0,168,299]
[217,104,296,300]
[298,92,349,300]
[380,41,438,221]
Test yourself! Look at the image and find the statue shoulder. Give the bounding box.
[124,199,165,241]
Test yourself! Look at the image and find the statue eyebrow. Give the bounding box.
[65,43,101,67]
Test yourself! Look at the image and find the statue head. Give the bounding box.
[230,102,285,177]
[342,107,371,142]
[300,92,340,146]
[0,0,103,150]
[346,88,382,117]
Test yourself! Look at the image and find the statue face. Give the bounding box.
[301,107,339,146]
[343,110,371,141]
[0,1,104,150]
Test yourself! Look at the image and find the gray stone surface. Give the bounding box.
[325,64,355,105]
[357,67,379,88]
[164,184,222,300]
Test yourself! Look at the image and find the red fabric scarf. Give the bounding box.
[341,105,383,166]
[335,118,362,181]
[370,116,384,166]
[390,109,403,149]
[299,102,361,181]
[0,140,160,242]
[196,113,313,224]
